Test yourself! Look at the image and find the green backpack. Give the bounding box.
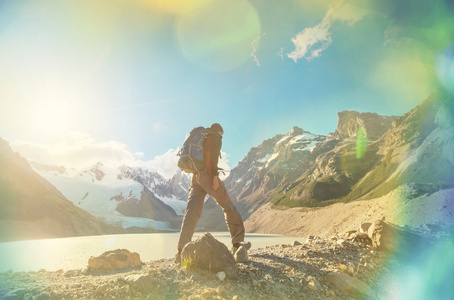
[177,127,207,174]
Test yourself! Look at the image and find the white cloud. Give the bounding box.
[10,131,232,181]
[251,36,261,67]
[11,132,138,170]
[218,151,231,180]
[277,48,284,60]
[288,0,370,62]
[142,148,180,180]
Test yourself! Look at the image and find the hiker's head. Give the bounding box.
[209,123,223,136]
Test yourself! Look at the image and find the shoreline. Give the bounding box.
[0,232,301,274]
[0,236,392,300]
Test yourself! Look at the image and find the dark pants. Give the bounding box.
[177,170,245,250]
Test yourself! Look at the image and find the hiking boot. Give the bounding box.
[231,243,240,255]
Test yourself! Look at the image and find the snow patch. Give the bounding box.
[241,179,253,193]
[158,195,187,215]
[287,133,317,145]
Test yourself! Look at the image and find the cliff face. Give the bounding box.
[0,139,125,242]
[328,111,398,141]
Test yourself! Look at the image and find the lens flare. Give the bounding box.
[176,0,261,72]
[436,44,454,95]
[356,127,368,159]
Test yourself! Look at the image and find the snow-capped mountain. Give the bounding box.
[224,126,328,209]
[30,161,191,230]
[0,139,125,242]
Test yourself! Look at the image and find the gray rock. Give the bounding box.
[360,222,372,233]
[95,284,109,295]
[87,249,142,271]
[234,246,248,263]
[63,269,78,277]
[125,274,155,294]
[180,233,238,277]
[216,271,226,282]
[326,271,374,298]
[292,241,302,246]
[337,239,346,246]
[368,219,427,254]
[4,288,27,300]
[356,232,369,239]
[35,291,51,300]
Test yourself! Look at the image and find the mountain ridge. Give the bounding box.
[0,138,126,242]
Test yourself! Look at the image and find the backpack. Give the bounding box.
[177,127,207,174]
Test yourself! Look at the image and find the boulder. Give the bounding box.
[356,232,369,239]
[360,222,372,233]
[292,241,302,246]
[368,220,427,254]
[87,249,142,271]
[4,288,27,300]
[326,271,374,298]
[180,233,238,277]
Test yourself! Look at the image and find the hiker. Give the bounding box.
[175,123,245,264]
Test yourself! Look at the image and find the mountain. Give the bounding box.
[220,92,454,223]
[328,110,397,140]
[0,139,125,242]
[30,160,190,231]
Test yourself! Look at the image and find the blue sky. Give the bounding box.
[1,0,453,172]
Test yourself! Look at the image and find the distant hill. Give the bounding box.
[0,139,126,242]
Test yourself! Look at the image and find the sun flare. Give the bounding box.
[30,103,73,138]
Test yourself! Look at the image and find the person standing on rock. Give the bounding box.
[175,123,245,264]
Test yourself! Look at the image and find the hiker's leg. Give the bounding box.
[177,175,206,250]
[198,171,245,245]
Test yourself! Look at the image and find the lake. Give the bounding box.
[0,232,302,272]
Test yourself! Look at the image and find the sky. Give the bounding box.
[1,0,454,176]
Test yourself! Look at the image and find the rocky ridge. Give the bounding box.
[328,111,398,141]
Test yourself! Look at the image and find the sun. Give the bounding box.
[31,103,73,138]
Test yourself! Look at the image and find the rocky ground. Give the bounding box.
[1,235,400,300]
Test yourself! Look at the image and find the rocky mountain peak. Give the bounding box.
[328,110,397,141]
[86,162,106,181]
[289,126,304,136]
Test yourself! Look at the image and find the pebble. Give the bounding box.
[216,271,226,282]
[308,281,317,291]
[63,270,78,277]
[95,284,109,294]
[217,286,225,294]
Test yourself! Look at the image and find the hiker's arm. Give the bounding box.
[212,176,220,190]
[205,136,222,177]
